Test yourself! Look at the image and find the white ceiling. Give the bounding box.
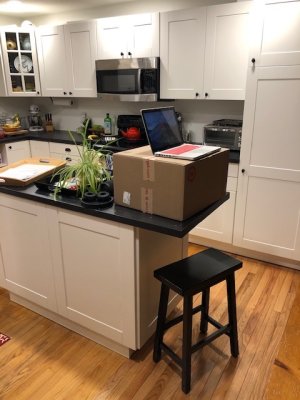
[0,0,133,17]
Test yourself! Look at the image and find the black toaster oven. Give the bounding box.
[204,119,242,150]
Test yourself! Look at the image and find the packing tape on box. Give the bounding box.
[143,158,155,181]
[141,187,153,214]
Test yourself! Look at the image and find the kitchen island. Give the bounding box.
[0,184,228,357]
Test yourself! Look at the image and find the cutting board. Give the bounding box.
[4,129,28,136]
[0,157,66,186]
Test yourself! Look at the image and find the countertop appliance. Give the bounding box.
[204,119,242,151]
[93,115,147,154]
[95,57,160,102]
[28,104,43,132]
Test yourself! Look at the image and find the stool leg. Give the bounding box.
[182,294,193,394]
[226,273,239,357]
[153,283,170,363]
[200,288,210,334]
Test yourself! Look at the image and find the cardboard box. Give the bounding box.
[113,146,229,221]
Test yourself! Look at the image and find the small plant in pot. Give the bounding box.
[52,121,113,205]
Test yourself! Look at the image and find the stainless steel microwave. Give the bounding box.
[95,57,159,101]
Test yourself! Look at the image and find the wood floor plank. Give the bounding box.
[0,246,299,399]
[264,276,300,400]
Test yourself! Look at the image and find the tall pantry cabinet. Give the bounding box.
[233,0,300,261]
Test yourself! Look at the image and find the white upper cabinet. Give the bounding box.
[36,21,97,97]
[160,2,251,100]
[160,8,206,100]
[204,1,252,100]
[0,27,41,96]
[250,0,300,67]
[96,13,159,60]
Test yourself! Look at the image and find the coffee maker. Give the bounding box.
[28,104,43,131]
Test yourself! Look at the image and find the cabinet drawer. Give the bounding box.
[49,152,80,165]
[49,142,81,156]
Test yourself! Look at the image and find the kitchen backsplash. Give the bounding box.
[0,97,244,143]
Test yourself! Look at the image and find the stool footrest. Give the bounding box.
[161,343,183,367]
[192,324,230,353]
[164,304,203,330]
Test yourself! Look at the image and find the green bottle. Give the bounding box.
[104,113,112,135]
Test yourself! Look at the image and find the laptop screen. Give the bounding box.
[141,107,183,153]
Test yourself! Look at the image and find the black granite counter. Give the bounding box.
[0,183,229,238]
[0,130,83,145]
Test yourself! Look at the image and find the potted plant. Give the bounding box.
[52,121,112,200]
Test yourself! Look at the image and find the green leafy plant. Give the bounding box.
[52,121,112,199]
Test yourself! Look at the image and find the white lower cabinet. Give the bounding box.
[189,163,238,244]
[30,140,50,157]
[0,195,57,310]
[0,193,187,354]
[49,142,81,165]
[49,209,137,349]
[0,140,30,164]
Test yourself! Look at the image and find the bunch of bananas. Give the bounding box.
[3,114,21,131]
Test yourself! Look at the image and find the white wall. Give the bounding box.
[0,97,243,143]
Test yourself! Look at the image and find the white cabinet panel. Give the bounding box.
[96,13,159,60]
[234,66,300,260]
[30,140,50,157]
[160,3,251,100]
[160,8,206,99]
[2,140,30,164]
[251,0,300,66]
[36,25,68,97]
[64,21,97,97]
[204,2,251,100]
[242,177,300,250]
[50,211,136,348]
[0,195,57,310]
[36,21,97,97]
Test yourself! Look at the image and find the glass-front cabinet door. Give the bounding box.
[0,28,41,96]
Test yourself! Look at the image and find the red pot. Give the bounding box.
[120,127,141,140]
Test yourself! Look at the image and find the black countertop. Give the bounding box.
[0,130,240,163]
[0,183,229,238]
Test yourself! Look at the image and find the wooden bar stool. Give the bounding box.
[153,248,243,394]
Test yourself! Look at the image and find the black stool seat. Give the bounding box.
[153,248,242,394]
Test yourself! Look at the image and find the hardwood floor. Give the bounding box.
[0,244,299,399]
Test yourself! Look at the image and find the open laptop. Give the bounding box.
[140,106,221,161]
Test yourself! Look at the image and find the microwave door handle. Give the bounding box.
[137,69,142,94]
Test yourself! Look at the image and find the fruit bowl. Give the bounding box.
[3,126,20,132]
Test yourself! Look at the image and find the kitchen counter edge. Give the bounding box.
[0,184,229,238]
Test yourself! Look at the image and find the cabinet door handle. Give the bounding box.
[66,157,72,162]
[205,92,208,98]
[241,168,246,174]
[8,145,12,150]
[120,52,124,57]
[69,92,72,95]
[37,91,40,95]
[251,58,256,64]
[65,148,71,152]
[63,91,67,95]
[128,51,132,57]
[195,92,199,97]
